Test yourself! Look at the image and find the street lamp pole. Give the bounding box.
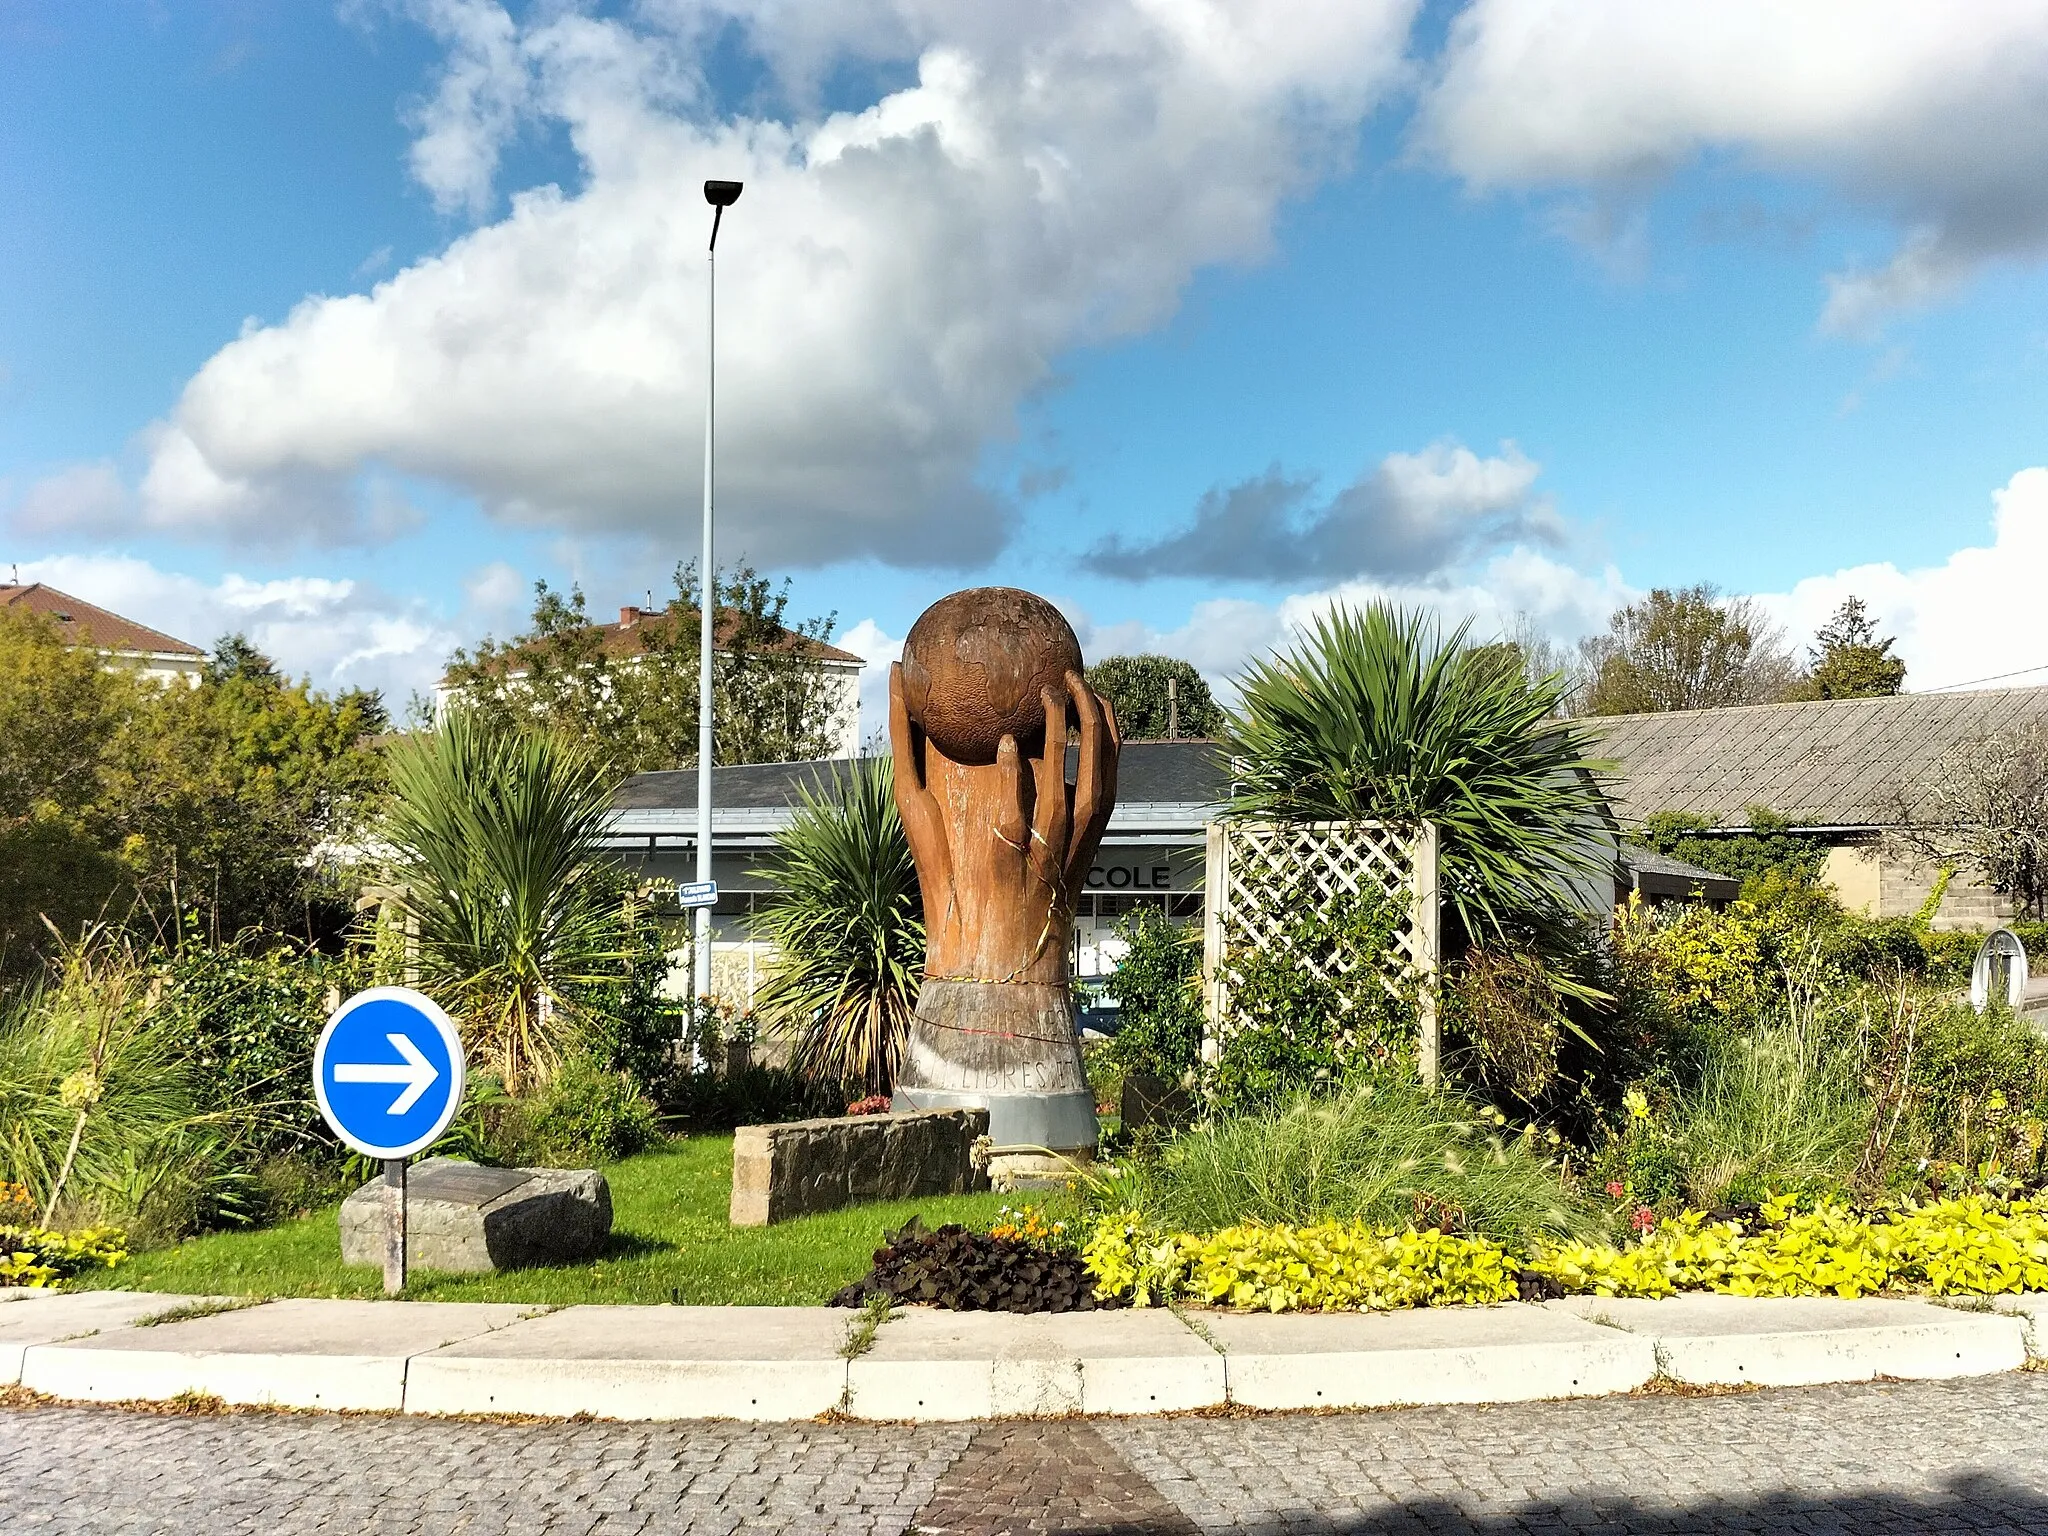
[696,179,742,1005]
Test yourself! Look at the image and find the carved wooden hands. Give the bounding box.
[890,663,1120,984]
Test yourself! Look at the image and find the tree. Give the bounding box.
[1578,585,1803,715]
[1899,721,2048,919]
[1085,655,1223,739]
[748,757,923,1096]
[443,564,845,776]
[99,635,387,944]
[0,609,135,971]
[378,713,630,1092]
[1225,603,1614,966]
[1803,596,1906,700]
[0,617,385,972]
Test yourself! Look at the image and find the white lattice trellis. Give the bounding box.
[1201,819,1443,1084]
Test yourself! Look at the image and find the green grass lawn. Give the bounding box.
[77,1136,1019,1306]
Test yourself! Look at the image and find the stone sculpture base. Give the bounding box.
[728,1108,989,1226]
[891,980,1100,1168]
[339,1157,611,1274]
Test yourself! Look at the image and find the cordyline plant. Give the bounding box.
[748,757,924,1096]
[378,712,629,1094]
[1225,603,1614,974]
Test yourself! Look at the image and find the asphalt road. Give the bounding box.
[7,1372,2048,1535]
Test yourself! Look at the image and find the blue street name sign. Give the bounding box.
[313,987,466,1161]
[677,880,719,909]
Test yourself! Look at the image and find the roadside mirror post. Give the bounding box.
[314,986,466,1299]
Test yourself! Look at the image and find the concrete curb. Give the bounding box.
[21,1299,533,1411]
[403,1305,852,1421]
[2,1292,213,1387]
[845,1308,1225,1420]
[1202,1304,1657,1411]
[1550,1294,2029,1387]
[6,1290,2043,1420]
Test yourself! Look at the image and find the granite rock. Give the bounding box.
[730,1108,990,1226]
[339,1157,612,1273]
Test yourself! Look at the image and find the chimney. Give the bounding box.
[619,606,639,628]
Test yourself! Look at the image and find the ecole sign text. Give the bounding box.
[1085,864,1174,891]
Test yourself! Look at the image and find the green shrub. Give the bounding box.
[152,935,344,1161]
[659,1062,847,1133]
[1446,947,1567,1105]
[1209,890,1415,1111]
[1637,807,1827,887]
[1903,996,2048,1175]
[516,1054,663,1165]
[1094,1077,1596,1248]
[1086,1193,2048,1312]
[568,869,691,1097]
[1101,908,1203,1085]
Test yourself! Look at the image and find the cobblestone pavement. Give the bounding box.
[6,1374,2048,1535]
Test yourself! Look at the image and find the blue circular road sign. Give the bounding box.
[313,987,466,1160]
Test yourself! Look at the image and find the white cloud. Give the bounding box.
[11,461,131,537]
[11,553,496,702]
[1757,466,2048,692]
[1062,545,1628,704]
[838,615,902,751]
[1086,440,1554,582]
[1418,0,2048,330]
[137,0,1416,562]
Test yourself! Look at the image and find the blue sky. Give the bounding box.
[6,1,2048,727]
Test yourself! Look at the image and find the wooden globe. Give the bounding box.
[900,588,1084,765]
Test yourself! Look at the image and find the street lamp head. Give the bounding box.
[704,180,743,250]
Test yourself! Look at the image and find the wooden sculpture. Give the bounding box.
[888,588,1120,1161]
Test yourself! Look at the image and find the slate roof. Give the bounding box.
[1586,686,2048,831]
[0,583,204,658]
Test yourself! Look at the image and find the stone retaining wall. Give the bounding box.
[729,1108,990,1226]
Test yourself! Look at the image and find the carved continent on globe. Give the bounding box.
[899,588,1085,766]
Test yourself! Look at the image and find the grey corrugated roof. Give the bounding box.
[1618,845,1741,901]
[1586,686,2048,830]
[614,739,1230,817]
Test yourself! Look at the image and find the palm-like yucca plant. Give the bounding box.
[0,927,213,1226]
[380,712,627,1093]
[1227,603,1612,964]
[748,757,924,1096]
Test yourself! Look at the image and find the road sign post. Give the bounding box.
[314,987,465,1297]
[383,1159,406,1294]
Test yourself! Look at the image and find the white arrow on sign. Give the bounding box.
[333,1032,439,1115]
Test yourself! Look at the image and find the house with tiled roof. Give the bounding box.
[437,602,867,757]
[1586,686,2048,929]
[0,582,204,686]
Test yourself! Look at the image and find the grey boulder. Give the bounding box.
[340,1157,612,1274]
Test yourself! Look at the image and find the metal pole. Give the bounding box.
[382,1157,406,1296]
[694,240,716,1007]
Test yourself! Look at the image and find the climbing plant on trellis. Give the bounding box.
[1200,819,1443,1084]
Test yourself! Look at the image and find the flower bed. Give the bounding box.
[831,1216,1120,1313]
[0,1225,128,1288]
[1083,1194,2048,1312]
